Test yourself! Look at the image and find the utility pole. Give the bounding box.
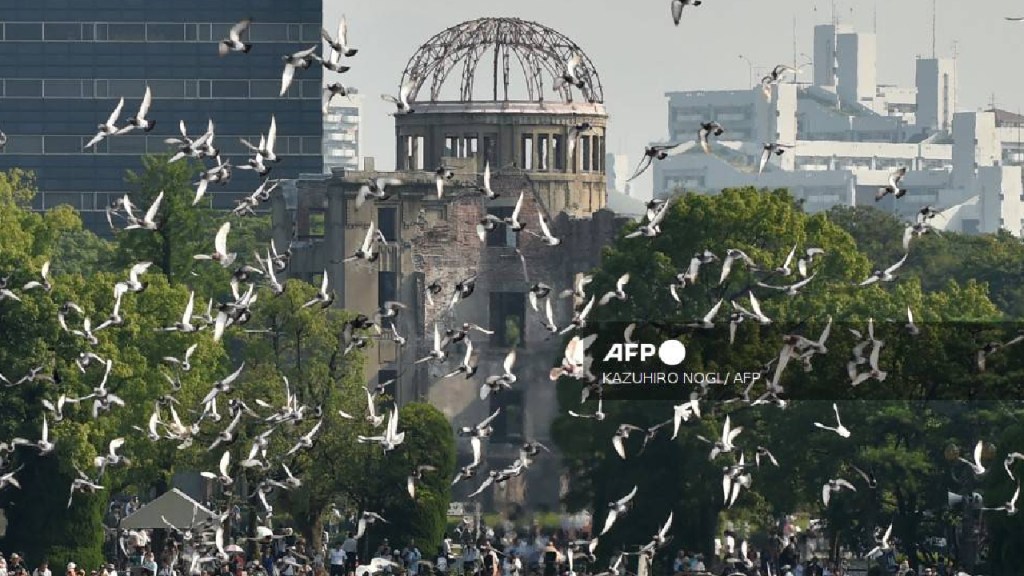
[931,0,937,59]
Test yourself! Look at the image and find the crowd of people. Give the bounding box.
[0,514,977,576]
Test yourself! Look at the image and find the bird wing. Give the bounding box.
[671,0,685,25]
[145,191,164,223]
[758,147,771,174]
[266,115,278,155]
[320,269,330,295]
[703,299,724,323]
[479,407,502,428]
[719,255,735,285]
[749,291,766,320]
[626,156,652,183]
[974,440,984,468]
[229,19,251,42]
[781,245,796,269]
[617,485,639,505]
[182,291,196,324]
[138,85,153,119]
[600,510,618,536]
[107,97,125,126]
[399,79,416,108]
[337,15,350,47]
[280,64,296,97]
[539,212,554,239]
[511,191,524,223]
[218,449,231,477]
[214,221,231,257]
[612,434,626,459]
[822,484,831,506]
[503,350,516,374]
[885,252,909,274]
[470,436,482,465]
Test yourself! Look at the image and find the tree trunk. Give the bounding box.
[309,511,326,556]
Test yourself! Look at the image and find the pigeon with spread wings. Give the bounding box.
[627,144,681,182]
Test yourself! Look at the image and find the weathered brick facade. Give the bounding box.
[271,102,631,512]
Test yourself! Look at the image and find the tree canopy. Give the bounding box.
[552,188,1024,575]
[0,160,452,567]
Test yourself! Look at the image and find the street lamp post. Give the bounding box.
[738,55,754,88]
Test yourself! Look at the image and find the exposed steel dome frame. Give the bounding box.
[398,17,604,105]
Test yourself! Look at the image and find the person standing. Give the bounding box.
[341,533,359,576]
[480,544,499,576]
[329,543,346,576]
[32,561,51,576]
[541,541,560,576]
[405,541,422,576]
[502,552,521,576]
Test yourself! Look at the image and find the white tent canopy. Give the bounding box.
[119,489,216,530]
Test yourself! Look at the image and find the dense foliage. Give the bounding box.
[0,162,453,565]
[552,189,1024,575]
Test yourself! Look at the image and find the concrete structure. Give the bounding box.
[272,17,630,513]
[323,95,362,173]
[836,31,877,107]
[0,1,323,234]
[650,20,1024,237]
[606,153,632,195]
[916,58,957,133]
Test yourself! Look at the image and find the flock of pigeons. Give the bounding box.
[0,5,1022,576]
[0,13,468,574]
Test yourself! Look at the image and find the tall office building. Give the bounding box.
[0,0,323,233]
[323,94,361,173]
[916,58,957,133]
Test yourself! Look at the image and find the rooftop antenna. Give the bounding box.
[792,16,798,75]
[931,0,937,58]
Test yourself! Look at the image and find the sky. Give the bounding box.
[324,0,1024,200]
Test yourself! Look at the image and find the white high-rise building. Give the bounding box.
[915,58,957,133]
[606,153,632,194]
[323,95,362,173]
[649,21,1024,237]
[836,32,877,107]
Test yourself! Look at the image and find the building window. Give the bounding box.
[377,369,398,388]
[483,135,497,166]
[582,137,592,171]
[444,136,456,158]
[147,23,184,41]
[592,136,603,173]
[490,390,524,444]
[521,135,534,170]
[5,79,42,98]
[538,135,549,170]
[378,271,397,306]
[44,79,82,98]
[485,207,516,248]
[377,207,398,241]
[467,136,478,157]
[44,23,82,40]
[553,135,565,170]
[306,210,325,238]
[108,23,146,41]
[5,23,42,41]
[489,292,526,348]
[414,136,424,170]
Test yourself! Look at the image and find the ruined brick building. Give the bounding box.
[271,17,632,513]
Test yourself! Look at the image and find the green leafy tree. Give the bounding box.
[369,403,457,553]
[551,188,1023,574]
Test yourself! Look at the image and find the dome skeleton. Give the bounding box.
[398,17,604,104]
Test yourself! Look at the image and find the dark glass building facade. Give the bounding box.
[0,0,323,233]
